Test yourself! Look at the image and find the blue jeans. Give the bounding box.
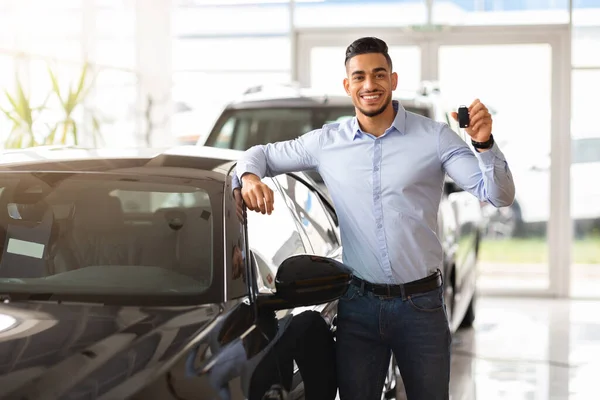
[336,282,451,400]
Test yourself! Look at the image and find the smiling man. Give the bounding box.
[235,37,515,400]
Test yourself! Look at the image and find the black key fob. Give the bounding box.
[458,106,469,128]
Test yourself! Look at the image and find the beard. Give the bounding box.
[355,91,392,118]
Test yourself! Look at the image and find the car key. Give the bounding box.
[458,106,469,128]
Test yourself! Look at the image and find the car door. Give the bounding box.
[159,172,321,400]
[273,173,342,324]
[275,173,341,261]
[243,176,329,397]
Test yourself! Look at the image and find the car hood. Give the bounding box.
[0,301,220,399]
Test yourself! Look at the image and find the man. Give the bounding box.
[234,37,515,400]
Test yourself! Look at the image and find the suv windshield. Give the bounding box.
[205,104,430,150]
[0,171,216,299]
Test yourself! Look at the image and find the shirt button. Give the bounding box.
[377,224,382,229]
[374,167,379,172]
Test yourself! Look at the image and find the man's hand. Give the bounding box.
[451,98,492,143]
[241,173,274,215]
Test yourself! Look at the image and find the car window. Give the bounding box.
[276,175,339,256]
[246,178,306,293]
[572,138,600,164]
[0,172,218,298]
[208,107,355,150]
[206,104,432,152]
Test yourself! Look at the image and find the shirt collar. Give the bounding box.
[351,100,407,139]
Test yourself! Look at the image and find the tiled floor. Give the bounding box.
[332,296,600,400]
[445,296,600,400]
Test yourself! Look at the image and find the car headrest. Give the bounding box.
[73,195,124,230]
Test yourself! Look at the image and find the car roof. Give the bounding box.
[0,146,245,183]
[225,83,442,111]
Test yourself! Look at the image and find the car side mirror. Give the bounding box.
[256,254,352,310]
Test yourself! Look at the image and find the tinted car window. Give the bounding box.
[246,178,306,292]
[207,107,354,150]
[276,175,339,256]
[205,104,430,150]
[0,172,217,296]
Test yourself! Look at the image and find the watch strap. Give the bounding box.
[471,134,494,149]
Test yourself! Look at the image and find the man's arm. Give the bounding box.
[235,129,322,183]
[235,129,322,215]
[438,124,515,207]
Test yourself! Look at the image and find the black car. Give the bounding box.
[0,146,357,400]
[199,84,482,334]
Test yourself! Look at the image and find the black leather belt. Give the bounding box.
[351,270,443,297]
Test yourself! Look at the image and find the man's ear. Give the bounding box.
[343,77,351,96]
[391,72,398,91]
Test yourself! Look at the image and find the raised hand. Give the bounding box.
[451,98,492,143]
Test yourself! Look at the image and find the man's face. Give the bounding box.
[343,53,397,118]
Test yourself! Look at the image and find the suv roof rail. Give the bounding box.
[243,82,301,95]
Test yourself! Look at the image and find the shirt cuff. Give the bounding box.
[474,141,506,164]
[235,163,264,182]
[232,174,241,192]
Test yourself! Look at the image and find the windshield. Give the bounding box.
[0,171,217,298]
[205,105,431,150]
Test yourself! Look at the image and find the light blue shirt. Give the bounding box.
[234,101,515,284]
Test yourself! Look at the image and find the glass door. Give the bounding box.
[296,26,570,296]
[433,26,570,296]
[437,42,554,294]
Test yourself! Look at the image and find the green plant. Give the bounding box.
[47,62,100,146]
[0,77,49,148]
[0,61,103,149]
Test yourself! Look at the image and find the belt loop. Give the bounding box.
[400,283,406,301]
[360,279,365,295]
[437,268,443,286]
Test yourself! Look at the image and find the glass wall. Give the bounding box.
[171,2,292,145]
[0,0,139,150]
[570,1,600,298]
[432,0,570,25]
[438,43,554,292]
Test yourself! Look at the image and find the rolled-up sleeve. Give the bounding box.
[235,129,322,183]
[438,124,515,207]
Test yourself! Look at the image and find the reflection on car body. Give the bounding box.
[0,146,350,399]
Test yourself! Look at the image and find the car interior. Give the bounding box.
[0,174,215,292]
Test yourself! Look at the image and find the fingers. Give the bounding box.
[263,186,274,214]
[468,104,492,133]
[450,111,458,121]
[469,109,486,130]
[242,190,258,211]
[469,100,487,115]
[469,98,481,111]
[241,182,274,215]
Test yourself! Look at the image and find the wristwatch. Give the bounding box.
[471,134,494,150]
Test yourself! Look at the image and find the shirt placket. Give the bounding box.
[372,139,393,281]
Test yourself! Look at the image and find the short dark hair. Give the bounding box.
[344,37,393,70]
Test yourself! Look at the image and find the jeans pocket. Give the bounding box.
[407,287,443,312]
[339,284,359,302]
